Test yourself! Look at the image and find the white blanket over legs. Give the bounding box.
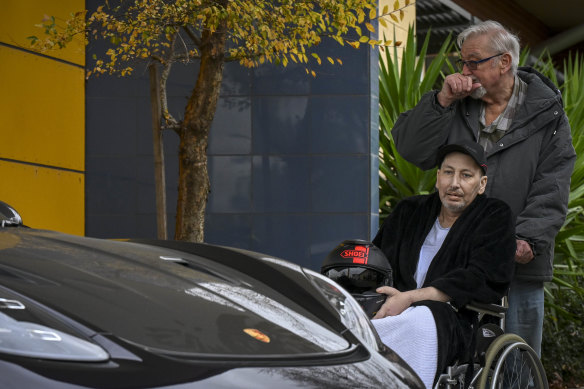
[371,306,438,389]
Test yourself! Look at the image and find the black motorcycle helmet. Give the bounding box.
[321,239,393,318]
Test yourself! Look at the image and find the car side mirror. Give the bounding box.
[0,201,23,227]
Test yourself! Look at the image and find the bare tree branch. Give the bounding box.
[159,33,181,134]
[175,29,191,60]
[151,54,166,65]
[183,26,201,48]
[160,61,180,134]
[174,53,202,61]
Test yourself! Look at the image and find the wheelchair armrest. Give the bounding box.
[465,301,507,318]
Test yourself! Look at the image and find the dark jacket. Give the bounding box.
[373,192,516,380]
[392,67,576,281]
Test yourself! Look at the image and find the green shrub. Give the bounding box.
[533,52,584,387]
[542,284,584,388]
[378,25,453,220]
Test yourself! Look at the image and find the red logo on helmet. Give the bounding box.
[340,245,369,264]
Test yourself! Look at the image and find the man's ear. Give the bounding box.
[500,53,512,73]
[435,169,440,190]
[478,175,488,194]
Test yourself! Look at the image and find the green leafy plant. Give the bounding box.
[378,25,454,218]
[530,52,584,388]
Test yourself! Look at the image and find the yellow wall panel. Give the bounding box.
[0,161,84,235]
[0,1,86,236]
[0,0,85,66]
[0,46,85,171]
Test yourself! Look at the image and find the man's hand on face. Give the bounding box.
[437,73,482,107]
[515,239,534,264]
[372,286,412,319]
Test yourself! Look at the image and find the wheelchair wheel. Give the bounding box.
[477,333,548,389]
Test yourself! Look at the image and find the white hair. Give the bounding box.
[457,20,520,75]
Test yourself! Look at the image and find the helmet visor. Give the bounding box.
[323,267,389,294]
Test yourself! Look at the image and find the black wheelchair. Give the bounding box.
[434,299,548,389]
[321,240,548,389]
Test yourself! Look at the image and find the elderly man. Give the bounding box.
[371,140,515,389]
[391,20,576,356]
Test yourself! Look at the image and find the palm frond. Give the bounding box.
[378,25,454,222]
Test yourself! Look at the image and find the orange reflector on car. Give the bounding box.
[243,328,270,343]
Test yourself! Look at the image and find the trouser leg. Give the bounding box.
[505,279,544,356]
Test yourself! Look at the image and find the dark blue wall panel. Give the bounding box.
[85,9,379,271]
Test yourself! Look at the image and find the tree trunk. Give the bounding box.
[175,26,226,242]
[149,63,167,240]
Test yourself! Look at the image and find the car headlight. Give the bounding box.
[303,269,380,350]
[0,299,109,362]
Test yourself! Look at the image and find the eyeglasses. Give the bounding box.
[456,53,505,70]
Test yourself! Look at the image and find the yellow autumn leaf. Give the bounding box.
[311,52,321,65]
[400,10,404,20]
[31,0,402,81]
[390,13,399,23]
[393,0,400,11]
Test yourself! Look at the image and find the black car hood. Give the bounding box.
[0,229,349,360]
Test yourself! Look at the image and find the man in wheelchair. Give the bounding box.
[325,141,517,388]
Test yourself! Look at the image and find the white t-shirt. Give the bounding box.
[414,217,450,288]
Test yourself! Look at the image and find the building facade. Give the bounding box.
[2,0,417,270]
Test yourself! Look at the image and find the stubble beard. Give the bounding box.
[442,189,468,213]
[443,200,467,213]
[471,86,487,99]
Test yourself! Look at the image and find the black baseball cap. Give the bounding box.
[436,140,488,175]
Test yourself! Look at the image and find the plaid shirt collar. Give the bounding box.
[479,75,527,151]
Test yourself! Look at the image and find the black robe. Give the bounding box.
[373,192,515,381]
